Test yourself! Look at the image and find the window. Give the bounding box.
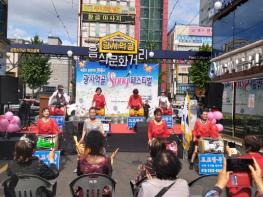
[141,8,149,18]
[141,0,149,7]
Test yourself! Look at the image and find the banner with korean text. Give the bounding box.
[75,61,159,117]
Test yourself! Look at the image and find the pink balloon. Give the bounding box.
[6,123,20,133]
[0,118,9,131]
[211,119,217,124]
[4,111,14,121]
[207,112,214,120]
[10,116,21,126]
[216,124,224,132]
[213,111,223,120]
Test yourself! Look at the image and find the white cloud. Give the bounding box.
[8,25,31,40]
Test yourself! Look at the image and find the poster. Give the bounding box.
[75,61,159,117]
[248,94,255,108]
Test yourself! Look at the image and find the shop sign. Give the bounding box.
[211,52,263,77]
[82,4,136,14]
[83,13,135,25]
[99,32,138,54]
[10,48,40,53]
[88,44,147,67]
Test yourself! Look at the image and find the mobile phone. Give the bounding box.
[227,158,253,172]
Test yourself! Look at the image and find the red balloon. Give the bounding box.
[6,123,20,133]
[207,112,214,120]
[216,124,224,132]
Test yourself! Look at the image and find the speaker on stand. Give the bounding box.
[204,82,224,110]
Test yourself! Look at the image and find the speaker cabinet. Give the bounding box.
[0,76,19,104]
[204,82,224,109]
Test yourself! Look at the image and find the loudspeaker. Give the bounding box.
[0,76,19,104]
[134,122,148,133]
[204,82,224,109]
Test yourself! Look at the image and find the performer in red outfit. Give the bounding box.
[36,107,61,135]
[189,110,219,169]
[148,108,171,144]
[92,87,106,116]
[128,89,144,116]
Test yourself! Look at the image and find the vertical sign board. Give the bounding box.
[199,154,224,175]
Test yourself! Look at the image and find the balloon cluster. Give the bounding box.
[207,111,224,132]
[0,111,21,133]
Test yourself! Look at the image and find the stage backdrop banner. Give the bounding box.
[76,61,159,117]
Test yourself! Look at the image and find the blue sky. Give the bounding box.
[7,0,199,46]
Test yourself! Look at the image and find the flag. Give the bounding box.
[181,94,192,151]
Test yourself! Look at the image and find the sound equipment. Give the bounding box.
[134,122,148,133]
[0,76,19,104]
[204,83,224,109]
[198,138,224,153]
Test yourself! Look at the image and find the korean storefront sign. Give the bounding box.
[82,4,136,15]
[99,32,138,54]
[82,13,135,25]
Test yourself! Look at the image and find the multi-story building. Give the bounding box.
[78,0,137,47]
[199,0,217,26]
[210,0,263,141]
[0,0,8,76]
[78,0,168,90]
[168,24,212,105]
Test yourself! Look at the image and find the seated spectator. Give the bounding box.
[204,158,263,197]
[137,150,189,197]
[134,138,166,184]
[7,134,59,180]
[77,130,117,176]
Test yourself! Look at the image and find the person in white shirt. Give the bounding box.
[48,85,70,106]
[137,150,189,197]
[158,90,173,115]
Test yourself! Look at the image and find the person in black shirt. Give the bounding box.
[143,100,150,120]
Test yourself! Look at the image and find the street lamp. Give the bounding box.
[149,51,155,58]
[214,1,223,10]
[67,50,73,94]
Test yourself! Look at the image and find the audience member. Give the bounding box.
[134,138,166,184]
[137,150,189,197]
[204,158,263,197]
[7,134,59,180]
[77,130,117,176]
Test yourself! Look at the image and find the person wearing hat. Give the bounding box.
[158,90,172,115]
[128,88,144,116]
[48,85,70,106]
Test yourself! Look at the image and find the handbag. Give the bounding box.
[154,181,176,197]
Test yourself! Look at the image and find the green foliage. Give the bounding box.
[189,44,211,88]
[19,35,52,94]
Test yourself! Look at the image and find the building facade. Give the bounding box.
[0,0,8,76]
[77,0,168,90]
[168,24,212,105]
[210,0,263,140]
[199,0,217,26]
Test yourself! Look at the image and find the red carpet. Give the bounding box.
[111,124,136,134]
[111,123,182,134]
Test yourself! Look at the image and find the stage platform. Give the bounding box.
[0,121,183,159]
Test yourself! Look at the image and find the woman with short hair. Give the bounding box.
[137,150,189,197]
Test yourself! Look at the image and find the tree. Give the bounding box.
[19,35,52,97]
[189,44,211,88]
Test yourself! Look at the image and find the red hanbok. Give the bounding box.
[148,120,171,141]
[192,119,219,140]
[93,94,106,109]
[36,118,61,135]
[128,95,143,109]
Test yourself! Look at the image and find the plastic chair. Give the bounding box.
[189,175,227,197]
[2,174,57,197]
[69,173,116,197]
